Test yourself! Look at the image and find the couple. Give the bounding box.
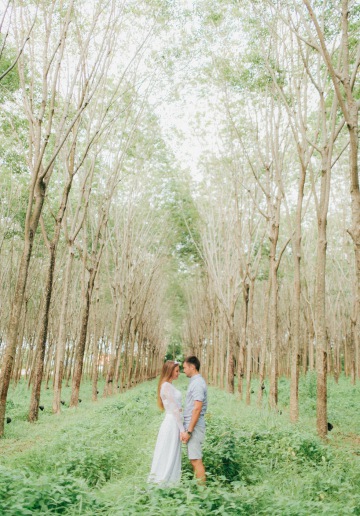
[149,356,207,485]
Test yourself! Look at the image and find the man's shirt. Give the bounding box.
[183,374,207,428]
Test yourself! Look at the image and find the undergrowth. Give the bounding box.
[0,374,359,515]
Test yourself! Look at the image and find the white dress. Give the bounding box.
[148,381,184,485]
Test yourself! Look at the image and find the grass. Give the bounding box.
[0,373,360,514]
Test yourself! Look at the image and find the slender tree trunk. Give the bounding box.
[91,297,101,401]
[13,300,28,386]
[315,151,332,438]
[0,207,42,436]
[257,278,271,405]
[245,278,254,405]
[65,342,75,387]
[227,328,235,394]
[290,161,306,422]
[269,220,280,409]
[70,270,96,407]
[120,322,131,391]
[349,332,356,385]
[104,299,121,397]
[219,325,225,390]
[134,331,144,385]
[29,244,56,422]
[302,330,308,375]
[25,334,35,381]
[127,324,138,389]
[212,317,219,386]
[316,217,328,436]
[238,283,249,399]
[114,332,124,388]
[44,342,54,390]
[53,247,74,413]
[348,109,360,381]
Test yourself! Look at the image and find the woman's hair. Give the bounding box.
[157,360,179,410]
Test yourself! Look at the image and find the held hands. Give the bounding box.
[180,431,191,444]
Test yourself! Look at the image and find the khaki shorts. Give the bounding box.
[187,425,206,460]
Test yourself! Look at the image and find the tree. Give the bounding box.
[0,0,96,436]
[302,0,360,384]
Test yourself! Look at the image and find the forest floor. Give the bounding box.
[1,373,360,515]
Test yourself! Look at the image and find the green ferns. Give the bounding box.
[1,376,360,514]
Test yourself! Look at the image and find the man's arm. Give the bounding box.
[181,401,203,443]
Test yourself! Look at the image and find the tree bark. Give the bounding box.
[70,269,96,407]
[53,247,74,413]
[0,184,44,436]
[245,278,254,405]
[290,160,306,422]
[257,278,271,406]
[29,243,56,422]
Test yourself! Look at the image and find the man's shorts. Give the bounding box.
[187,425,206,460]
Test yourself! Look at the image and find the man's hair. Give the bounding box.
[184,355,200,371]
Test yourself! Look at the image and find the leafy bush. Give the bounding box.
[58,445,123,487]
[301,371,317,399]
[199,420,257,483]
[192,417,336,487]
[21,432,127,488]
[2,376,360,515]
[0,466,105,515]
[112,479,258,515]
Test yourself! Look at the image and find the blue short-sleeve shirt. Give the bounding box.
[184,374,207,428]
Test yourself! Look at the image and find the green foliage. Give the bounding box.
[0,466,105,515]
[198,415,336,486]
[162,179,203,346]
[1,376,360,514]
[302,370,318,399]
[164,338,184,363]
[163,178,202,267]
[0,38,20,100]
[205,11,224,26]
[24,438,126,488]
[222,57,273,93]
[252,240,270,281]
[116,479,253,515]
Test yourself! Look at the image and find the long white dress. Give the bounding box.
[148,381,184,485]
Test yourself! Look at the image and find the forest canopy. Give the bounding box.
[0,0,359,443]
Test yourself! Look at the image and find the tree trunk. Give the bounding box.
[315,155,332,439]
[104,299,121,397]
[70,270,96,407]
[245,278,254,405]
[53,247,74,413]
[13,300,28,386]
[269,224,280,409]
[227,330,235,394]
[120,321,131,391]
[290,160,306,422]
[304,0,360,379]
[91,297,101,401]
[257,278,271,405]
[65,342,75,387]
[0,207,42,436]
[127,324,138,389]
[29,244,56,422]
[238,283,249,399]
[114,332,125,388]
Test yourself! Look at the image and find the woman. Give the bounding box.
[148,360,184,485]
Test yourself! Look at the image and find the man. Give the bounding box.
[181,355,207,482]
